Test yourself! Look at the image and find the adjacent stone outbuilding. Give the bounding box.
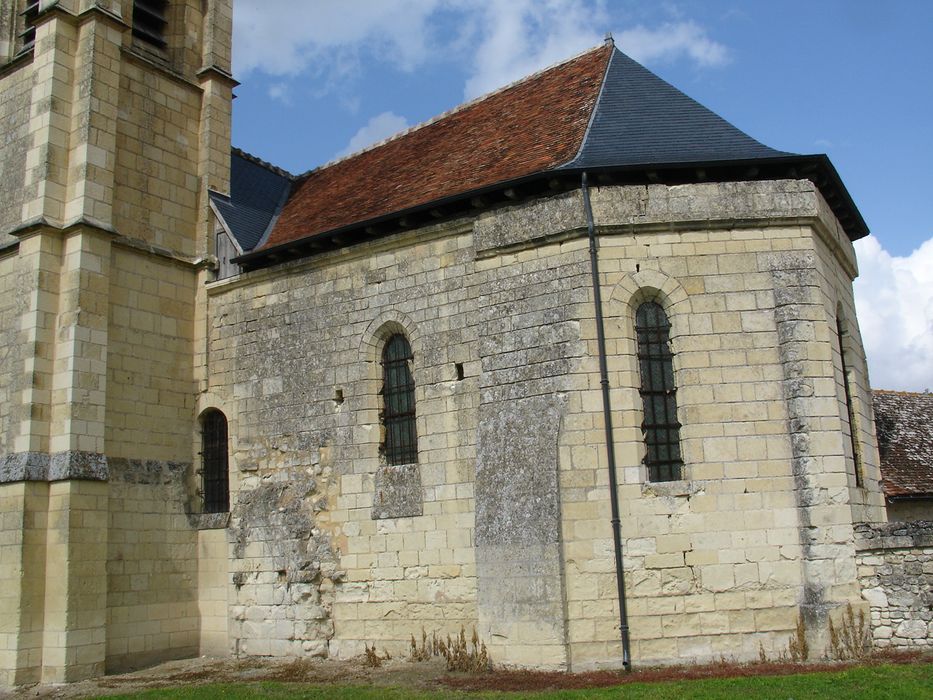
[855,522,933,649]
[872,390,933,522]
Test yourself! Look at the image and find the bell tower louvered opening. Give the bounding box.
[132,0,169,48]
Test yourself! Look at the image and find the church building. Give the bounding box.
[3,0,926,687]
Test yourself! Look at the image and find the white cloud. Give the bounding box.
[461,0,606,99]
[616,21,729,68]
[267,82,290,104]
[853,236,933,391]
[233,1,730,103]
[338,111,411,158]
[233,0,444,78]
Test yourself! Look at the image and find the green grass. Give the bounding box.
[98,663,933,700]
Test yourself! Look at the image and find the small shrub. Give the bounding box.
[409,629,441,662]
[441,627,489,673]
[363,642,390,668]
[829,603,871,660]
[788,614,809,662]
[409,626,489,673]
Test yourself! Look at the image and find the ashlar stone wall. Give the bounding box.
[0,60,31,246]
[0,251,29,455]
[207,225,480,661]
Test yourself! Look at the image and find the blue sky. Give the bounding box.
[230,0,933,391]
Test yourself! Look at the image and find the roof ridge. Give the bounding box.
[294,42,613,179]
[231,147,296,180]
[873,388,933,397]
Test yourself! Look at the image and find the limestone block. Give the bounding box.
[895,620,927,639]
[861,587,888,608]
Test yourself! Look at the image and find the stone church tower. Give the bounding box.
[0,0,234,684]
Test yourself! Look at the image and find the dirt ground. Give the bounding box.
[1,649,928,699]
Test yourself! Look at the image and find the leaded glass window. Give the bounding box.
[636,302,682,482]
[381,334,418,465]
[201,409,229,513]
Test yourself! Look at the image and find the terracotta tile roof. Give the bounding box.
[261,44,612,250]
[872,390,933,499]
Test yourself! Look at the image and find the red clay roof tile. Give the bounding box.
[262,44,612,250]
[872,389,933,498]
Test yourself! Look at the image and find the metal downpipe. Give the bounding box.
[581,172,632,668]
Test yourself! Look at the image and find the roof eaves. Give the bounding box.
[236,154,869,268]
[234,167,581,266]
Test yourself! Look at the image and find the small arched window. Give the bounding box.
[635,302,683,482]
[381,334,418,465]
[201,409,230,513]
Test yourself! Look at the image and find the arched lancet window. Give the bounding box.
[201,409,230,513]
[381,334,418,465]
[835,312,863,487]
[635,301,683,482]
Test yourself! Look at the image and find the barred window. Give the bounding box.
[201,409,229,513]
[636,302,683,482]
[132,0,168,48]
[20,1,39,53]
[835,315,863,486]
[381,334,418,465]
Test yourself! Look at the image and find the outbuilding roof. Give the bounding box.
[872,390,933,499]
[209,149,294,252]
[234,41,868,269]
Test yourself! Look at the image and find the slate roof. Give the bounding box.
[234,41,868,268]
[210,149,293,252]
[563,49,791,169]
[872,390,933,499]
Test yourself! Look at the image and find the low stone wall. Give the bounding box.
[854,521,933,649]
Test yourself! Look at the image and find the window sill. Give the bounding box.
[642,479,700,498]
[1,48,33,78]
[187,511,230,530]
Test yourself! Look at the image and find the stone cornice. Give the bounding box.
[197,64,239,88]
[8,216,205,269]
[10,215,118,239]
